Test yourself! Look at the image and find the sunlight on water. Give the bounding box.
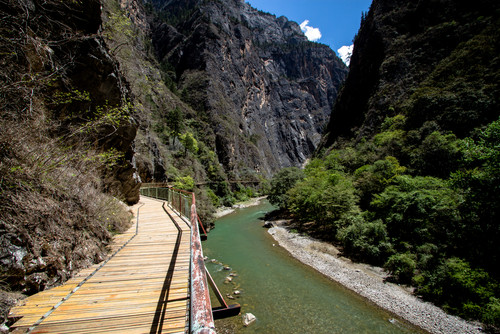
[203,201,423,333]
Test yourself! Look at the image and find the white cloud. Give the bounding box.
[299,20,322,42]
[337,44,354,66]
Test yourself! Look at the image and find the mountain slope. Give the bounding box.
[0,0,138,324]
[282,0,500,328]
[322,0,499,146]
[148,0,347,175]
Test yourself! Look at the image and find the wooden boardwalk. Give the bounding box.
[10,197,192,334]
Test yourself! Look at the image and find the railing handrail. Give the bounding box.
[139,186,215,334]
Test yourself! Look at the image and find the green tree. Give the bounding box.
[384,252,417,283]
[371,175,463,248]
[418,258,497,321]
[167,106,183,145]
[268,167,304,209]
[412,131,462,178]
[287,160,359,237]
[354,156,406,208]
[450,117,500,274]
[338,218,393,264]
[180,132,198,156]
[174,175,194,191]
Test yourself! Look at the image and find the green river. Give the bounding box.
[203,200,423,333]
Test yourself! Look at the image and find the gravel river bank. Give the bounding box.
[267,220,483,334]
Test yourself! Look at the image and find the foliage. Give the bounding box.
[384,252,417,283]
[174,175,195,192]
[412,131,463,178]
[278,117,499,326]
[371,175,463,248]
[338,218,393,264]
[286,159,359,238]
[417,258,499,323]
[449,118,500,274]
[299,4,500,328]
[179,132,198,156]
[354,156,406,208]
[167,106,184,145]
[268,167,304,209]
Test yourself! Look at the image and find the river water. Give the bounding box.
[203,200,422,333]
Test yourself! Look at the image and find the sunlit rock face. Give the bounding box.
[148,0,347,175]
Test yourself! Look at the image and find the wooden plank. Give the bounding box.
[10,197,191,333]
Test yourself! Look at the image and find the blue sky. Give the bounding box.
[246,0,372,57]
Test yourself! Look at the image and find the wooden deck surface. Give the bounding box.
[9,197,191,334]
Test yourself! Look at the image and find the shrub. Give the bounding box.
[174,175,195,191]
[371,175,462,248]
[384,252,417,283]
[268,167,304,209]
[287,163,359,237]
[418,258,498,322]
[338,218,393,264]
[354,156,406,208]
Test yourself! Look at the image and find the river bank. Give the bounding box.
[267,219,483,334]
[214,197,267,218]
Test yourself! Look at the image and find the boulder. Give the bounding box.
[263,221,274,228]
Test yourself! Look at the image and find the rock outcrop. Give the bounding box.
[148,0,347,176]
[0,0,139,304]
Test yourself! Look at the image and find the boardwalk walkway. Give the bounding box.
[10,197,192,333]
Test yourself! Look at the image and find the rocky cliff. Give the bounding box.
[322,0,499,147]
[148,0,347,175]
[0,0,139,321]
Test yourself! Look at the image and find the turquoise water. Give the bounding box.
[203,201,423,333]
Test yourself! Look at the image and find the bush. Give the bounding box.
[371,175,462,248]
[174,175,195,191]
[354,156,406,208]
[483,297,500,329]
[418,258,498,322]
[384,252,417,283]
[412,131,462,178]
[287,160,359,237]
[268,167,304,209]
[338,218,393,264]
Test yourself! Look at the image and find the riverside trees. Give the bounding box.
[269,117,500,328]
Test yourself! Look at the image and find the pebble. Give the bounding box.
[243,313,256,327]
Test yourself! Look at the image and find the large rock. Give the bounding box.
[149,0,347,176]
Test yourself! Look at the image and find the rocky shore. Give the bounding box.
[214,197,267,218]
[267,220,484,334]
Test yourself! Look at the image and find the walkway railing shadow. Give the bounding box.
[140,185,240,334]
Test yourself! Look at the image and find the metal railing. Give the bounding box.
[140,186,216,334]
[141,187,193,219]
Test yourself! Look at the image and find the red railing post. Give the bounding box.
[190,195,216,334]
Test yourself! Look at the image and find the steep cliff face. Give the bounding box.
[149,0,347,175]
[0,0,138,314]
[322,0,499,147]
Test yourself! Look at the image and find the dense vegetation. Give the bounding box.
[270,0,500,329]
[270,117,500,328]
